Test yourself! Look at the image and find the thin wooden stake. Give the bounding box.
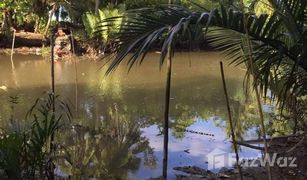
[220,61,243,180]
[162,51,172,179]
[51,34,55,112]
[69,0,78,113]
[48,32,56,180]
[10,29,15,69]
[50,33,55,146]
[70,28,78,113]
[162,1,172,178]
[239,1,272,179]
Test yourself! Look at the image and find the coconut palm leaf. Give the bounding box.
[96,5,207,74]
[206,0,306,105]
[202,1,305,104]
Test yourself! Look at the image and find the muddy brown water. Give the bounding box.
[0,52,260,179]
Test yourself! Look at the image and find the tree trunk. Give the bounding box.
[34,17,40,33]
[95,0,100,15]
[1,11,9,31]
[1,12,6,30]
[7,11,13,28]
[44,4,56,36]
[56,7,60,22]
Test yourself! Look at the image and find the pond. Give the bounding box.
[0,52,261,179]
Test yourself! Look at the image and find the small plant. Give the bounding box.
[0,93,71,179]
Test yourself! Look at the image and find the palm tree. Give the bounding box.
[98,0,306,177]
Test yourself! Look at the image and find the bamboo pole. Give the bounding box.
[238,1,272,179]
[162,50,172,179]
[48,32,55,180]
[73,35,78,113]
[51,34,55,112]
[70,28,78,113]
[162,1,173,179]
[50,33,55,146]
[220,61,243,180]
[69,0,78,113]
[10,29,15,69]
[50,33,56,149]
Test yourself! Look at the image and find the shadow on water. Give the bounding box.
[0,53,263,179]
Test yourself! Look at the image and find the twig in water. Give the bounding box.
[10,29,16,69]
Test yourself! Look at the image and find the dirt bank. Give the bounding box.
[171,134,307,180]
[0,31,47,48]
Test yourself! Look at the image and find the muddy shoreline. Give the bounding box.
[0,31,216,57]
[171,133,307,180]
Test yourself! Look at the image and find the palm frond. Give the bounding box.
[97,5,206,74]
[205,3,306,105]
[97,1,306,107]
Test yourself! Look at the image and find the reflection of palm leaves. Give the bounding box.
[98,106,144,177]
[172,104,195,139]
[58,105,153,179]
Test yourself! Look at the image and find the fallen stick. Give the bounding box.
[243,133,307,144]
[286,136,305,153]
[235,141,265,151]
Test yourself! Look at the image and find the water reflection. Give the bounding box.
[0,53,266,178]
[56,104,156,179]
